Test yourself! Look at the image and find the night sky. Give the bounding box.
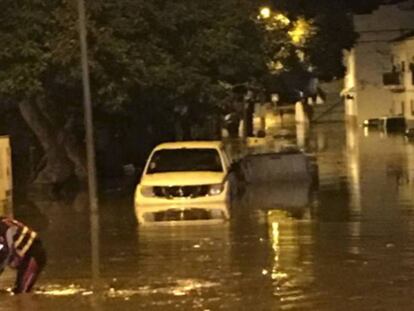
[350,0,407,13]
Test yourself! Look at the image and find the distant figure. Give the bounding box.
[0,217,46,294]
[257,130,266,138]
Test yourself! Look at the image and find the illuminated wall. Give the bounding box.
[390,36,414,128]
[343,1,414,122]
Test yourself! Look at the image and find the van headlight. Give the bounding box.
[140,186,154,197]
[208,183,224,196]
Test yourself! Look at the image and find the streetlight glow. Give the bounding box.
[260,7,271,19]
[289,18,313,45]
[275,13,290,25]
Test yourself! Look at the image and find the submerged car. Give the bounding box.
[379,116,406,132]
[405,127,414,139]
[362,118,381,128]
[134,141,232,225]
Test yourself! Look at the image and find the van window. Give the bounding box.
[147,148,223,173]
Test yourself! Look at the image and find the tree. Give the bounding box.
[0,0,365,187]
[271,0,409,81]
[270,0,358,81]
[0,0,81,185]
[0,0,274,185]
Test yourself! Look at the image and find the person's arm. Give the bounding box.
[4,226,21,268]
[0,243,10,273]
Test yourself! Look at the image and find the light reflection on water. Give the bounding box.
[33,278,220,298]
[36,285,91,296]
[4,123,414,310]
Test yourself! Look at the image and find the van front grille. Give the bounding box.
[153,185,210,198]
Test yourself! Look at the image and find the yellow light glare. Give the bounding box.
[289,28,305,44]
[267,60,284,72]
[275,13,290,25]
[260,7,271,19]
[289,18,312,45]
[272,222,279,246]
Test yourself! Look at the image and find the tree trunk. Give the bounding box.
[61,127,87,181]
[36,100,87,182]
[18,100,74,184]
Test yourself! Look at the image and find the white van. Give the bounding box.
[134,141,232,225]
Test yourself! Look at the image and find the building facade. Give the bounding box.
[343,0,414,123]
[384,33,414,128]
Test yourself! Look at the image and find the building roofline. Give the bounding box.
[390,30,414,42]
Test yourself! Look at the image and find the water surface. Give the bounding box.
[2,123,414,310]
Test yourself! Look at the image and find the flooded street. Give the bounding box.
[3,123,414,310]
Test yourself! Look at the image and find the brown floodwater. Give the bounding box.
[2,123,414,310]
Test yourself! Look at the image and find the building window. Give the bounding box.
[402,101,405,116]
[411,100,414,116]
[402,61,406,72]
[410,63,414,85]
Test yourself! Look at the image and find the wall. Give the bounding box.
[0,136,13,216]
[344,0,414,123]
[390,37,414,128]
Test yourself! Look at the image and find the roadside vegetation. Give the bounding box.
[0,0,385,188]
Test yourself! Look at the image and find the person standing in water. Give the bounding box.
[0,217,46,294]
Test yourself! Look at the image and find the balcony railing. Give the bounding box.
[383,71,405,92]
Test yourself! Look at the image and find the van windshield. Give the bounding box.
[146,148,224,173]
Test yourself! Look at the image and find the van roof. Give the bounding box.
[380,116,404,120]
[153,141,223,151]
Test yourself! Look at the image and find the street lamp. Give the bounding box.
[258,7,290,29]
[259,7,271,19]
[271,94,279,105]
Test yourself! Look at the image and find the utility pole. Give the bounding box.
[243,89,254,138]
[77,0,100,284]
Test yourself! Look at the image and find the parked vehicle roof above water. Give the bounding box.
[379,115,404,120]
[362,118,381,127]
[405,127,414,138]
[379,115,405,131]
[362,116,406,132]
